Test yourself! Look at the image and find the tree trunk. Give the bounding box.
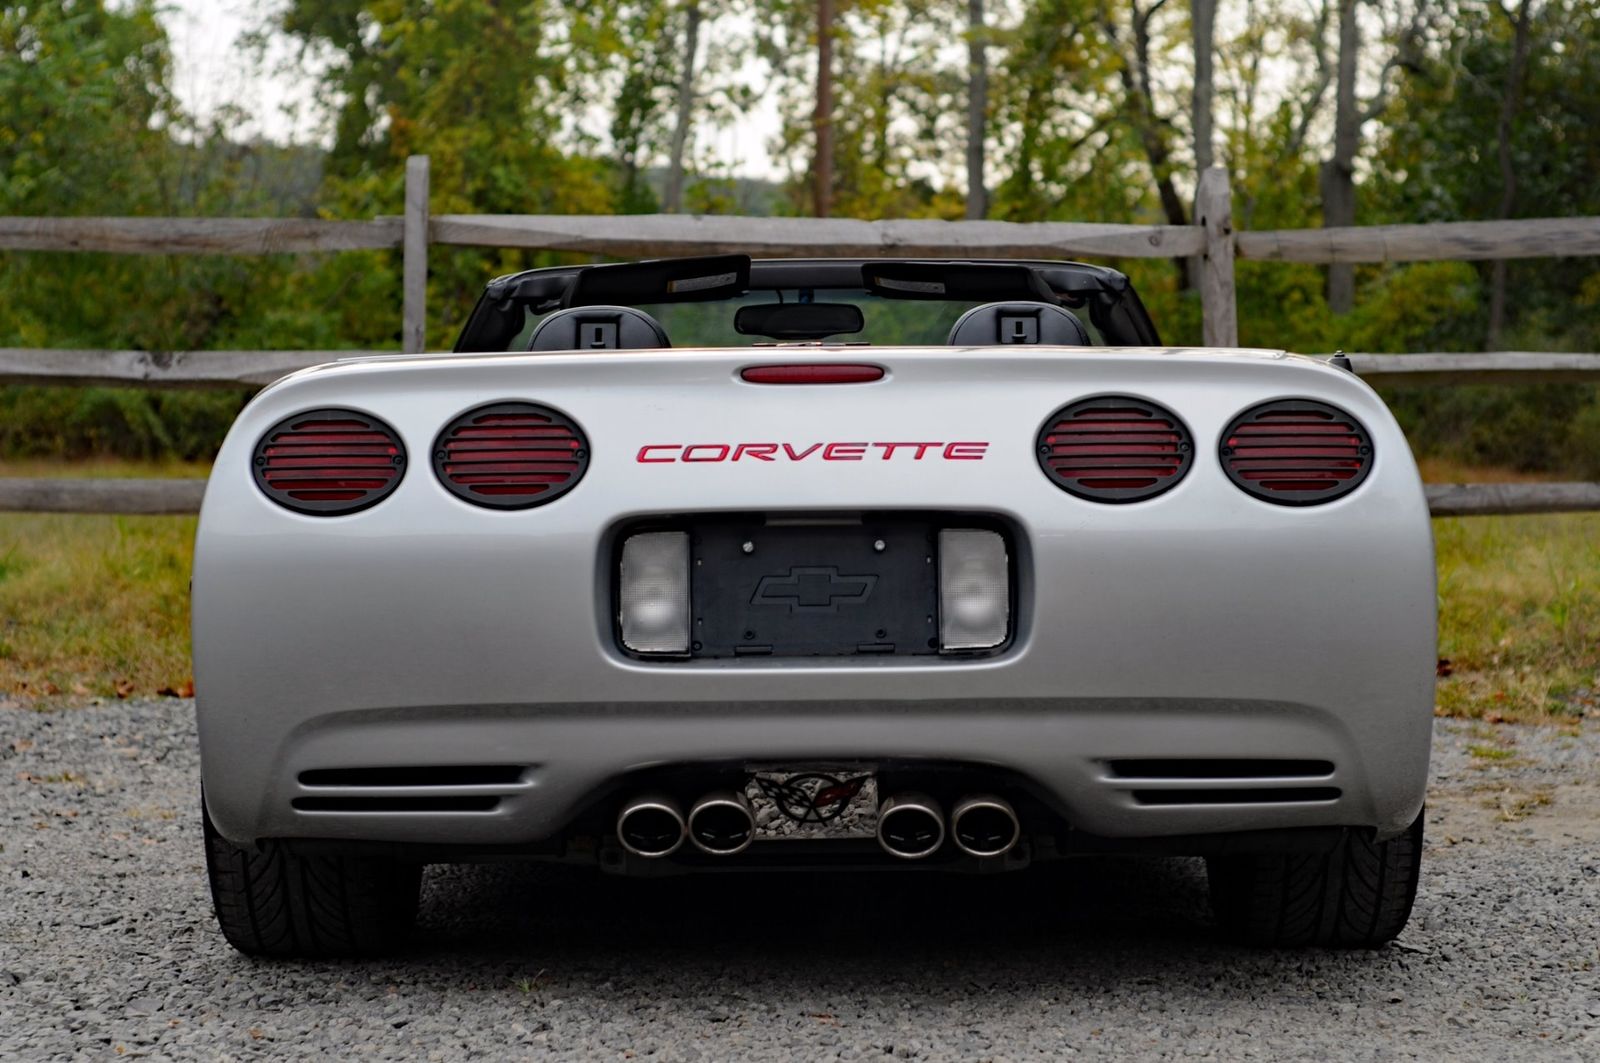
[965,0,988,220]
[1111,0,1191,286]
[1321,0,1360,314]
[1191,0,1216,174]
[1488,0,1535,348]
[814,0,835,219]
[663,1,703,214]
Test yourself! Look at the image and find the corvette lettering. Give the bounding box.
[636,441,989,463]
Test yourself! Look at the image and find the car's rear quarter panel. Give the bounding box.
[193,347,1435,847]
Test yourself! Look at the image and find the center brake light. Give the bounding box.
[740,364,884,385]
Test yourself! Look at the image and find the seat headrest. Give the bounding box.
[946,300,1090,347]
[528,305,670,352]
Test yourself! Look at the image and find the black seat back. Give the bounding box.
[528,306,670,351]
[946,300,1090,346]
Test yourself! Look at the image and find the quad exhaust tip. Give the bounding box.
[950,794,1021,858]
[616,794,686,858]
[687,791,756,856]
[876,792,945,859]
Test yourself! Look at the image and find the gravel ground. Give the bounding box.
[2,700,1597,1061]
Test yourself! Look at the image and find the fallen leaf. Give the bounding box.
[248,1027,265,1041]
[1435,658,1453,678]
[10,739,32,752]
[178,678,194,697]
[70,682,89,696]
[113,679,135,699]
[40,681,60,696]
[1486,711,1506,724]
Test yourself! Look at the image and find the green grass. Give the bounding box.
[1,459,1596,720]
[0,459,201,700]
[1434,511,1600,723]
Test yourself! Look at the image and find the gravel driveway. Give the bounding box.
[2,700,1597,1060]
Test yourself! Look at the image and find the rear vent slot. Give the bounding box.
[252,408,406,515]
[1037,397,1192,502]
[433,401,589,509]
[292,796,501,813]
[1132,787,1342,806]
[1108,759,1334,780]
[1220,399,1373,505]
[297,765,526,788]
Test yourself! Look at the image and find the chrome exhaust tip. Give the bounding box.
[687,791,756,855]
[950,794,1021,858]
[616,794,686,858]
[876,792,945,859]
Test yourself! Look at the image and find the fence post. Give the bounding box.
[402,155,430,354]
[1196,165,1237,347]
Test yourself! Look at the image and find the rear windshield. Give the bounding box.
[505,289,1107,350]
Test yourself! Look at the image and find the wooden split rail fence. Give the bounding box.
[2,158,1599,517]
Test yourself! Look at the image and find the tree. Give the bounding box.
[1191,0,1216,174]
[815,0,836,216]
[0,0,174,215]
[664,1,706,212]
[965,0,989,218]
[1372,0,1600,348]
[757,0,962,219]
[276,0,620,345]
[990,0,1122,223]
[1487,0,1536,346]
[1320,0,1428,313]
[1101,0,1195,286]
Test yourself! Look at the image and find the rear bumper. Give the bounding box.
[199,693,1428,849]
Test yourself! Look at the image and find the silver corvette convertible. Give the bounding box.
[194,256,1434,956]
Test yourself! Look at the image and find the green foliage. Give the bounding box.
[1370,0,1600,351]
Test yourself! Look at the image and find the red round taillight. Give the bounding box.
[252,408,405,515]
[1036,396,1192,502]
[1220,399,1374,505]
[432,402,589,509]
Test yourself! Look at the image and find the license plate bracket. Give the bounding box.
[690,519,938,658]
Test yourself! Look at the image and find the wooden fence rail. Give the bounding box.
[0,216,402,254]
[3,158,1598,517]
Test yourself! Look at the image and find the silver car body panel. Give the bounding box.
[192,345,1436,848]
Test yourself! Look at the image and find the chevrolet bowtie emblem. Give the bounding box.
[751,566,878,612]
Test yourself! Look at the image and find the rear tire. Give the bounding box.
[202,799,421,958]
[1206,809,1424,948]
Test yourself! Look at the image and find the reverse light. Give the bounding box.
[938,529,1009,651]
[619,532,691,654]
